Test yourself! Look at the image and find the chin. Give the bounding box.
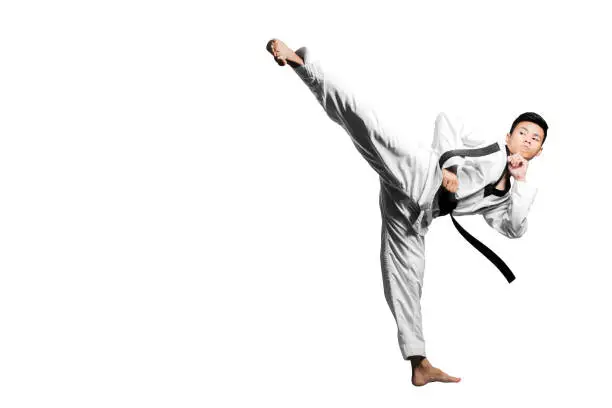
[523,151,536,160]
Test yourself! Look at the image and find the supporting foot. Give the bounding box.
[410,357,461,386]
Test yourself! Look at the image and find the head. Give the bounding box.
[505,112,548,160]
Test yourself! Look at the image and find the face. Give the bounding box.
[505,121,544,160]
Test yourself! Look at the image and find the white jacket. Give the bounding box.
[432,113,539,239]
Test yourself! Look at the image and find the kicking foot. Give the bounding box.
[411,358,461,386]
[266,38,304,68]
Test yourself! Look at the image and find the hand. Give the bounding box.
[507,153,528,181]
[441,168,459,193]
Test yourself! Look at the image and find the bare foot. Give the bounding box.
[411,358,461,386]
[266,38,304,68]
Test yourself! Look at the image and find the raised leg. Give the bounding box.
[267,39,442,205]
[292,46,415,193]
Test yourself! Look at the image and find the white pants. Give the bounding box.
[292,47,443,358]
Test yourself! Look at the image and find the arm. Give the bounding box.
[432,112,464,169]
[434,113,492,198]
[433,112,486,169]
[481,179,538,238]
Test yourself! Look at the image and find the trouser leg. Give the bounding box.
[292,46,437,359]
[292,47,442,206]
[379,190,428,359]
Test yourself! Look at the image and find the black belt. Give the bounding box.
[438,143,516,283]
[450,213,516,283]
[436,186,516,284]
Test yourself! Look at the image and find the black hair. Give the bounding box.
[510,112,548,144]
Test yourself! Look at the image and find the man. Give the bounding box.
[266,38,547,386]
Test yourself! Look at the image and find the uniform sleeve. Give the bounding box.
[433,112,486,169]
[434,112,498,199]
[433,112,463,169]
[481,179,539,238]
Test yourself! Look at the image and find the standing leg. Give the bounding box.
[379,182,461,386]
[379,190,427,359]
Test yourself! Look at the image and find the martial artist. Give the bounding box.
[266,38,547,386]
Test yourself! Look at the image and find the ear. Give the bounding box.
[505,132,511,144]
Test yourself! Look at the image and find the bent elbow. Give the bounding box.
[435,111,449,125]
[506,222,528,239]
[507,231,524,239]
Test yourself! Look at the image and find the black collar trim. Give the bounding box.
[438,142,500,168]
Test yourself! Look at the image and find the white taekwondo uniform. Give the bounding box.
[291,46,538,359]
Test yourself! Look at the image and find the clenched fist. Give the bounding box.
[507,153,528,181]
[441,168,459,193]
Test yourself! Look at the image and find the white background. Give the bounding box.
[1,0,611,406]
